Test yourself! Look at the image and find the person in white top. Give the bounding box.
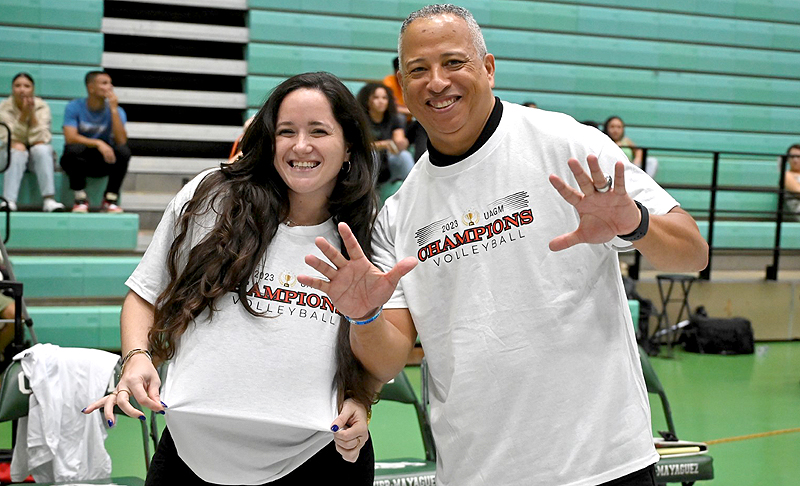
[0,73,65,212]
[299,5,709,486]
[84,72,380,485]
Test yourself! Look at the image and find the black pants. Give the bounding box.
[145,428,375,486]
[598,464,657,486]
[59,143,131,196]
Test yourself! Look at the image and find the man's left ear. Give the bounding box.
[484,53,496,88]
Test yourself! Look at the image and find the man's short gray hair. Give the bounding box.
[397,4,488,74]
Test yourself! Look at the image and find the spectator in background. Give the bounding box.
[604,116,643,168]
[0,73,65,212]
[382,57,410,117]
[60,71,130,213]
[581,120,599,129]
[522,100,538,108]
[784,144,800,221]
[383,57,428,162]
[356,83,415,183]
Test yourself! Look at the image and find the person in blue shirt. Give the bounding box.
[60,71,130,213]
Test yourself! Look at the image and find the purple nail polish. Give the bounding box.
[81,407,87,413]
[331,424,339,432]
[160,401,169,408]
[158,410,166,415]
[139,415,147,421]
[107,420,114,427]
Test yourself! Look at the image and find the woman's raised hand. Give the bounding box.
[298,222,417,321]
[82,353,166,426]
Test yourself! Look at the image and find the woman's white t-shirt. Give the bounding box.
[126,171,342,484]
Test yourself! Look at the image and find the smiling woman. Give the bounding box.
[82,72,381,486]
[273,88,350,221]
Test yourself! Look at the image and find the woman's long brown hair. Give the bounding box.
[148,72,380,410]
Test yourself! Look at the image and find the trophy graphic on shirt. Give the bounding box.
[462,209,480,226]
[279,271,296,288]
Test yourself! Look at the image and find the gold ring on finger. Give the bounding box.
[116,389,132,397]
[595,175,613,193]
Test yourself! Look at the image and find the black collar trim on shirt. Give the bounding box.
[428,97,503,167]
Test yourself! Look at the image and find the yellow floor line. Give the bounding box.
[706,427,800,445]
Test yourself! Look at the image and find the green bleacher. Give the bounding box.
[246,2,800,155]
[0,26,103,66]
[27,305,123,350]
[538,0,800,24]
[0,213,138,250]
[0,0,103,30]
[3,212,137,350]
[10,255,138,299]
[491,62,800,107]
[248,0,800,28]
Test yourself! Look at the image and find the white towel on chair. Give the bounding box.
[10,343,120,482]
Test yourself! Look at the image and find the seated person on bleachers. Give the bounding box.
[60,71,130,214]
[784,144,800,221]
[356,82,415,183]
[0,73,65,212]
[604,115,643,167]
[604,115,659,178]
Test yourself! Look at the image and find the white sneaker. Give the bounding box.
[0,201,17,211]
[42,199,65,212]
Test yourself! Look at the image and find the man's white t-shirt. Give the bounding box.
[372,102,676,486]
[126,171,342,485]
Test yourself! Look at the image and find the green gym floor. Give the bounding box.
[2,342,798,485]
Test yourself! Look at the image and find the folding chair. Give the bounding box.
[639,347,714,485]
[372,364,436,485]
[0,358,150,485]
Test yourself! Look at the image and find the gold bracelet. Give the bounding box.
[119,348,152,377]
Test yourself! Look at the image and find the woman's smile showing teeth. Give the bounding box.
[290,160,320,169]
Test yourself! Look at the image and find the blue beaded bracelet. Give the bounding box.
[345,307,383,326]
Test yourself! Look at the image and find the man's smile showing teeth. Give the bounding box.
[429,97,458,109]
[290,161,320,169]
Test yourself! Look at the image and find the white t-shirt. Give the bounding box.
[372,102,676,486]
[126,171,342,485]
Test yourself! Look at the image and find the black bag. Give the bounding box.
[683,307,754,355]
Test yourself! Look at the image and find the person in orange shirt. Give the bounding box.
[382,57,410,117]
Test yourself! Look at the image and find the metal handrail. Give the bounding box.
[630,147,792,281]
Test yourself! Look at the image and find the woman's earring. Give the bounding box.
[341,160,351,173]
